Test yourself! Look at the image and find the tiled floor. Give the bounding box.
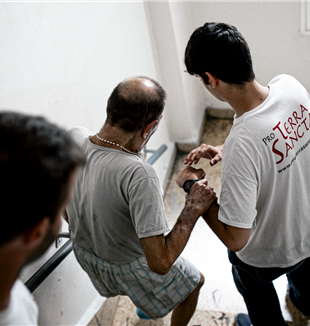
[87,115,309,326]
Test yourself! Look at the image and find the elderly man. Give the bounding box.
[66,76,217,326]
[0,112,85,325]
[176,22,310,326]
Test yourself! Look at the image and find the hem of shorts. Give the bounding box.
[73,242,201,319]
[149,269,201,320]
[236,252,310,268]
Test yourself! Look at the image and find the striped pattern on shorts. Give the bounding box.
[73,243,200,319]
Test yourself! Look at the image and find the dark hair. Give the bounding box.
[0,112,86,245]
[106,76,166,133]
[185,22,255,86]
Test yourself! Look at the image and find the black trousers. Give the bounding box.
[228,250,310,326]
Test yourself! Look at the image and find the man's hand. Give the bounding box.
[185,179,217,217]
[184,144,224,166]
[176,165,205,188]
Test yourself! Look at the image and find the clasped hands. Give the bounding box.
[175,143,223,216]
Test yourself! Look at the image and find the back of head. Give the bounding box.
[185,22,255,86]
[106,76,166,133]
[0,112,86,246]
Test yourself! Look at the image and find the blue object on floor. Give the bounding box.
[235,313,252,326]
[136,307,151,320]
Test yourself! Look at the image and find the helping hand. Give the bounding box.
[183,144,223,166]
[185,179,217,217]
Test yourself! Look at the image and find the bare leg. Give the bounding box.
[171,272,205,326]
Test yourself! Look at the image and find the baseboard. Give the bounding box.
[206,107,234,119]
[162,144,177,194]
[76,295,106,326]
[176,107,234,152]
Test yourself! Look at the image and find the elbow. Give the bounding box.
[227,244,245,252]
[225,240,247,252]
[222,226,250,252]
[148,260,172,275]
[150,267,170,275]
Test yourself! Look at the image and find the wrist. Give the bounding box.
[202,201,219,220]
[182,179,199,193]
[182,202,202,221]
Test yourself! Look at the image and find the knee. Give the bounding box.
[198,272,205,289]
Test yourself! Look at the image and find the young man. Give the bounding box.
[0,112,85,325]
[66,76,217,326]
[176,22,310,326]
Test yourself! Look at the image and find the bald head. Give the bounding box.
[120,77,158,95]
[106,76,166,133]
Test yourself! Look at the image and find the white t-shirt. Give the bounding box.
[67,127,170,265]
[0,279,38,325]
[219,74,310,268]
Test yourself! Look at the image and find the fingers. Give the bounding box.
[210,154,222,166]
[182,172,218,216]
[184,144,214,166]
[192,179,216,195]
[190,179,216,197]
[188,180,217,214]
[196,178,209,187]
[190,180,217,199]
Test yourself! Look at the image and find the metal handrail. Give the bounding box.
[24,144,167,293]
[25,239,73,293]
[146,144,167,165]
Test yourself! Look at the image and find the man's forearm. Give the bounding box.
[163,206,200,268]
[141,205,201,275]
[141,179,217,275]
[202,202,251,252]
[161,183,218,271]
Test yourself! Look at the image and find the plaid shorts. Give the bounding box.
[73,243,200,319]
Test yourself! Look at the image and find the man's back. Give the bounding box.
[219,74,310,267]
[67,127,169,265]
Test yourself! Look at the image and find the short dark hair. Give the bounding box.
[106,76,166,133]
[185,22,255,86]
[0,112,86,245]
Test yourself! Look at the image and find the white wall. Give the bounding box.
[0,2,156,130]
[1,2,310,325]
[0,2,175,325]
[190,1,310,109]
[145,2,207,145]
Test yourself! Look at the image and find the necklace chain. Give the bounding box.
[96,134,139,155]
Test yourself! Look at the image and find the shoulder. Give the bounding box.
[119,157,162,195]
[68,126,92,136]
[268,74,306,91]
[127,157,159,180]
[68,126,93,144]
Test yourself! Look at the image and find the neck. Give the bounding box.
[90,123,142,154]
[225,80,269,118]
[0,239,26,311]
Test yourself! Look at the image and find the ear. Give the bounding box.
[142,120,158,140]
[205,72,218,88]
[23,218,50,250]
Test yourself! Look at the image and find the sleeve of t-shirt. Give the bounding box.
[218,172,257,228]
[218,139,258,229]
[68,126,92,145]
[0,280,39,325]
[128,176,170,238]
